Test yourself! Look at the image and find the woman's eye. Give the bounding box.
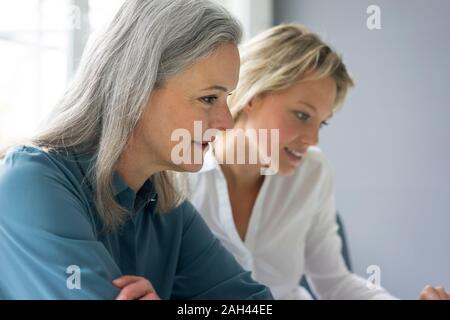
[200,96,218,105]
[296,112,310,121]
[320,121,330,129]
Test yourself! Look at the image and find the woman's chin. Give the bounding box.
[276,163,297,177]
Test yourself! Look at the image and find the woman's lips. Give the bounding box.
[193,141,210,151]
[284,146,304,162]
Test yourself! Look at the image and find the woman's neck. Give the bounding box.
[116,138,163,193]
[214,130,265,191]
[220,162,264,192]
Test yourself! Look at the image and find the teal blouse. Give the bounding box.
[0,146,272,300]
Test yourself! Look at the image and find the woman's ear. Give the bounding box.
[242,102,252,114]
[239,102,254,123]
[239,95,263,122]
[245,94,266,113]
[234,104,250,125]
[243,96,257,114]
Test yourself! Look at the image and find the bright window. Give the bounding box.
[0,0,272,147]
[0,0,72,145]
[0,0,124,146]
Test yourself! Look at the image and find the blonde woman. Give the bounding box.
[187,24,448,300]
[0,0,273,300]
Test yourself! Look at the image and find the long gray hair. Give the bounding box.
[31,0,242,231]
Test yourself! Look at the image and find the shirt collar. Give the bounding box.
[70,150,157,200]
[112,170,158,206]
[112,172,130,196]
[199,148,220,173]
[100,168,158,214]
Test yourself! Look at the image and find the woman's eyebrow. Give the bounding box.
[297,100,317,113]
[201,85,229,92]
[297,100,333,119]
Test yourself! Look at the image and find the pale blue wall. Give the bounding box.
[274,0,450,299]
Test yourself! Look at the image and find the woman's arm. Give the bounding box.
[303,160,396,300]
[170,201,273,300]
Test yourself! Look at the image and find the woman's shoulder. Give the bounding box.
[0,145,96,237]
[0,145,87,213]
[301,146,333,173]
[170,200,199,223]
[263,147,335,206]
[1,145,72,184]
[284,146,334,185]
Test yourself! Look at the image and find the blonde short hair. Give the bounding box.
[229,24,354,118]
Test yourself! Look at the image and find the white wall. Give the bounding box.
[274,0,450,299]
[224,0,273,41]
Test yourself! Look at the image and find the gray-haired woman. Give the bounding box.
[0,0,272,300]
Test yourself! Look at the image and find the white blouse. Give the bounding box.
[187,147,396,299]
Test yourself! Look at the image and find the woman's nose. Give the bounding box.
[209,103,234,131]
[301,128,319,147]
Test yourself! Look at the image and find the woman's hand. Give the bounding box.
[113,275,161,300]
[418,285,449,300]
